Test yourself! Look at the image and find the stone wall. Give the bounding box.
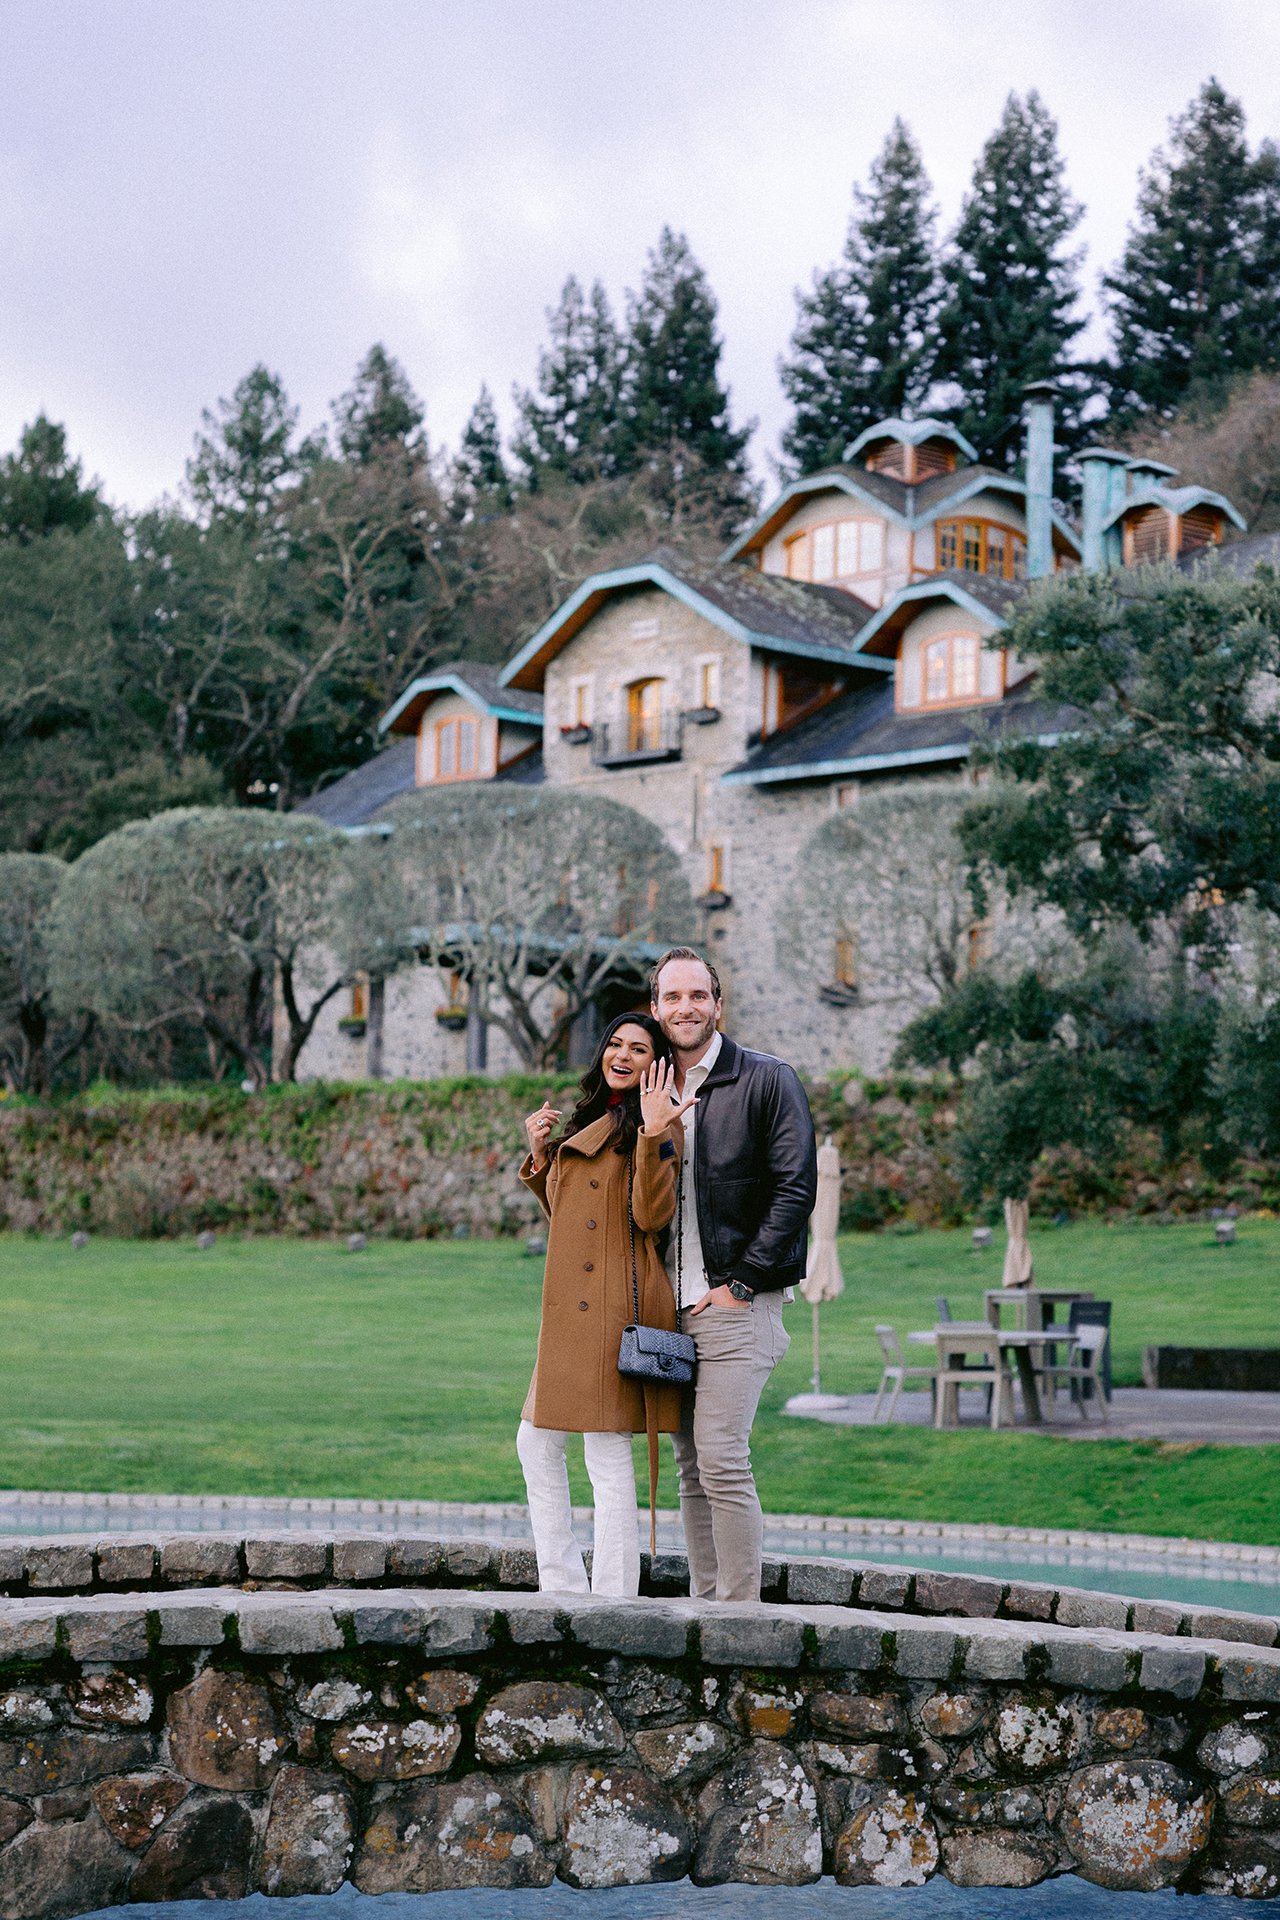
[1,1531,1279,1911]
[3,1076,1276,1239]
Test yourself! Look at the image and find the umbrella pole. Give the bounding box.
[811,1300,821,1396]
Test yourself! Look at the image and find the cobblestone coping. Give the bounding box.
[3,1487,1277,1568]
[0,1533,1276,1650]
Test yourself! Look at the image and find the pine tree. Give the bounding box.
[511,277,625,486]
[187,366,300,526]
[1105,80,1280,419]
[0,417,101,541]
[781,120,939,474]
[333,345,426,463]
[620,228,752,477]
[934,92,1084,466]
[454,385,511,508]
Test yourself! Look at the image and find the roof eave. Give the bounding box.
[721,729,1065,789]
[852,578,1009,659]
[379,671,543,735]
[721,472,911,562]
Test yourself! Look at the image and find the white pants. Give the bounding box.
[516,1420,640,1598]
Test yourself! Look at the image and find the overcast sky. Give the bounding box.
[4,0,1279,511]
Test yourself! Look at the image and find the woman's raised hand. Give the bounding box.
[639,1059,698,1135]
[524,1099,561,1170]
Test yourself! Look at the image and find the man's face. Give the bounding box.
[653,958,721,1054]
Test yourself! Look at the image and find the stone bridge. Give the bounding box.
[1,1531,1279,1915]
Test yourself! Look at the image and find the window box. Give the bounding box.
[684,705,721,726]
[435,1006,469,1032]
[818,982,860,1008]
[697,887,732,912]
[559,724,592,745]
[337,1016,367,1038]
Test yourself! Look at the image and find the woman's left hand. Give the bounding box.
[639,1059,699,1134]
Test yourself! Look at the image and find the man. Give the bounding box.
[650,947,817,1602]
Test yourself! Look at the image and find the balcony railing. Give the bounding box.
[590,715,684,767]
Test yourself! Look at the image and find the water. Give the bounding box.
[81,1876,1280,1918]
[3,1496,1277,1617]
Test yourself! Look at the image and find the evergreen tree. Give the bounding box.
[781,120,939,474]
[187,366,301,526]
[511,277,624,485]
[620,228,752,477]
[1105,80,1280,419]
[454,385,512,508]
[0,417,101,542]
[934,92,1084,466]
[332,345,426,463]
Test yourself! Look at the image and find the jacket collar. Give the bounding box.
[557,1112,620,1158]
[699,1033,742,1089]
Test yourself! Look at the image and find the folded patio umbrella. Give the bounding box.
[800,1136,844,1393]
[1002,1195,1034,1289]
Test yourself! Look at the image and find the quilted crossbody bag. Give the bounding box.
[617,1152,696,1386]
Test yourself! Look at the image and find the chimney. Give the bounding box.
[1022,382,1056,580]
[1079,447,1131,571]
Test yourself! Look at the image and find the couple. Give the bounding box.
[516,946,817,1604]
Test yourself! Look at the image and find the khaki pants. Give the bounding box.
[671,1295,790,1602]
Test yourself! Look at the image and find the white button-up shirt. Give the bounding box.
[672,1030,722,1308]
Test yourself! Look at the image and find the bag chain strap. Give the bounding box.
[627,1138,684,1324]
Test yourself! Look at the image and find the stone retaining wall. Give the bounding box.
[2,1537,1279,1912]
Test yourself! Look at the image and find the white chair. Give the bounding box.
[1038,1323,1110,1423]
[934,1329,1017,1430]
[872,1324,936,1423]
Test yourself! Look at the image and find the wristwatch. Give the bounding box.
[727,1279,755,1303]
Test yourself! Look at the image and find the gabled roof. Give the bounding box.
[1102,485,1247,535]
[845,416,978,461]
[380,662,544,736]
[498,554,893,692]
[299,735,418,828]
[1179,529,1280,577]
[722,676,1077,788]
[723,463,1081,563]
[851,570,1026,659]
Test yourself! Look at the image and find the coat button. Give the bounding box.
[583,1262,594,1272]
[579,1300,589,1311]
[586,1219,597,1230]
[590,1179,599,1189]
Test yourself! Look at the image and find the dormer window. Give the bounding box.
[434,715,480,780]
[785,518,884,586]
[898,626,1001,712]
[936,519,1027,581]
[1125,507,1171,566]
[1178,506,1224,555]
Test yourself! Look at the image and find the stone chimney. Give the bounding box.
[1078,447,1131,571]
[1022,382,1056,580]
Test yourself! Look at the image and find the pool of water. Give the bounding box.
[3,1497,1277,1617]
[81,1874,1280,1918]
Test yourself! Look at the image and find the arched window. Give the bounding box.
[626,678,664,754]
[903,630,995,711]
[784,518,885,586]
[936,519,1027,581]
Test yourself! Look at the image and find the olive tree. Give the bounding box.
[0,852,95,1093]
[777,782,1030,1011]
[48,808,381,1084]
[382,786,694,1067]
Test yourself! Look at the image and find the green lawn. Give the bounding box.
[1,1220,1277,1545]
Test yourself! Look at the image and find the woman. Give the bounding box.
[518,1013,695,1597]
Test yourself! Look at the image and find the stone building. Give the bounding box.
[301,389,1253,1081]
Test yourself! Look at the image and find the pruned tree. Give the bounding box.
[382,786,695,1067]
[776,783,1037,1012]
[48,808,381,1085]
[0,853,94,1093]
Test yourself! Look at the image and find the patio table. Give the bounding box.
[984,1287,1093,1332]
[908,1324,1049,1426]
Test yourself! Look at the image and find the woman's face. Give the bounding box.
[601,1022,657,1090]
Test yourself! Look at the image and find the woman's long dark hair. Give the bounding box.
[556,1012,673,1157]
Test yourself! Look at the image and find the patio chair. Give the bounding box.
[1067,1300,1113,1402]
[1037,1323,1110,1423]
[934,1329,1017,1431]
[872,1324,937,1423]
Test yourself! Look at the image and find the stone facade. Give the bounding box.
[1,1536,1278,1912]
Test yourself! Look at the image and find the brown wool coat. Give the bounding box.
[520,1114,683,1437]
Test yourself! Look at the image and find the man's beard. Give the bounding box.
[663,1011,716,1054]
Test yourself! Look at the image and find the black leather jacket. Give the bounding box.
[684,1036,818,1295]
